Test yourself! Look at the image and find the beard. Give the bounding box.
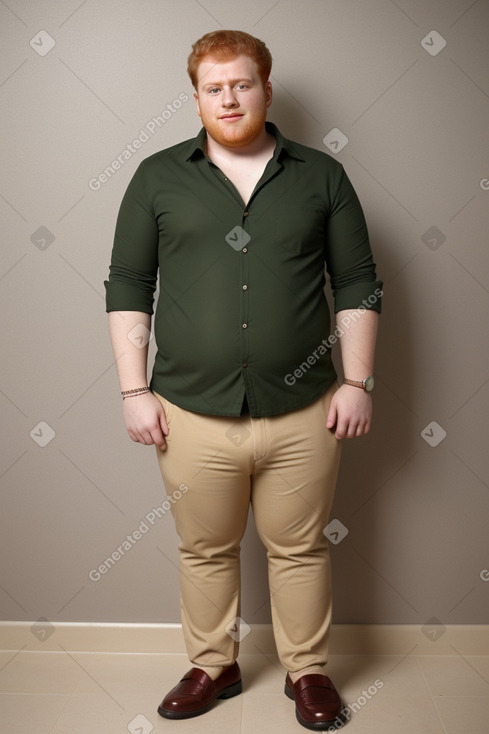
[200,107,267,149]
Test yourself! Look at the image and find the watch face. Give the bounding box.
[364,375,375,392]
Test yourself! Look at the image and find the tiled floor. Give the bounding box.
[1,651,488,733]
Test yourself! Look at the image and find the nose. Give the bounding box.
[221,85,239,107]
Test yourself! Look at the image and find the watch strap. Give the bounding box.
[343,378,366,389]
[343,376,374,392]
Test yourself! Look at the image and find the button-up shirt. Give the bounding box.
[105,122,382,417]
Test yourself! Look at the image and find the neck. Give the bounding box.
[205,125,274,160]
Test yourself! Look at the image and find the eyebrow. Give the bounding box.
[201,77,254,89]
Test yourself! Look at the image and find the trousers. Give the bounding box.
[154,382,341,672]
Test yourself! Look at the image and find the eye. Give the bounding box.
[235,83,248,90]
[208,87,220,94]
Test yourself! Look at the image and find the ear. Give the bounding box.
[265,80,273,108]
[193,91,201,118]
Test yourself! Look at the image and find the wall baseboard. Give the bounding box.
[1,622,488,655]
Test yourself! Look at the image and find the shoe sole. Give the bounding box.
[158,679,242,719]
[284,682,345,731]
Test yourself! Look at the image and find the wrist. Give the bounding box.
[121,386,150,399]
[343,375,374,393]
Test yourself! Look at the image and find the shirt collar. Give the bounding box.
[185,121,306,163]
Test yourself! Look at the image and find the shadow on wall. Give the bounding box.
[331,232,416,625]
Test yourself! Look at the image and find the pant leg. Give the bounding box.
[249,383,341,672]
[154,393,252,667]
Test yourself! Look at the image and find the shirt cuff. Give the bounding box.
[104,280,154,314]
[333,280,383,314]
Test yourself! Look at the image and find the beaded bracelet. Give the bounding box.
[121,386,150,400]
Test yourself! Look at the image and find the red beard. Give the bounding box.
[200,107,267,148]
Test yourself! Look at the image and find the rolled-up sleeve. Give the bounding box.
[104,162,159,314]
[324,164,383,314]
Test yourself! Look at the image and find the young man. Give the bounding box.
[105,30,382,731]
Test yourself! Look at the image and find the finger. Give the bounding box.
[334,419,348,440]
[141,430,158,445]
[128,428,146,444]
[150,427,167,450]
[347,420,361,439]
[326,401,337,429]
[356,420,371,437]
[338,419,358,439]
[159,414,169,437]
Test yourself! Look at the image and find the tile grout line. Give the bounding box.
[414,656,450,734]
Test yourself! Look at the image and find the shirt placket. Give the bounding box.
[240,207,250,384]
[206,155,284,414]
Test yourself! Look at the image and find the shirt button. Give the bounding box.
[243,211,249,217]
[242,362,248,368]
[242,284,248,290]
[242,323,248,329]
[242,247,248,253]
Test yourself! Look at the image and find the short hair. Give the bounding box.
[187,30,272,89]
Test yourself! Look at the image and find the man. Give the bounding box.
[105,29,382,731]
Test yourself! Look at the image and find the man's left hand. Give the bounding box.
[326,384,372,439]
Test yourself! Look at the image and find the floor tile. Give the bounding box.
[335,693,447,733]
[0,651,91,694]
[242,691,301,733]
[0,693,68,734]
[417,654,489,697]
[326,654,431,699]
[1,650,489,734]
[433,695,489,734]
[50,686,243,734]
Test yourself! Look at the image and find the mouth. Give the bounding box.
[219,114,244,121]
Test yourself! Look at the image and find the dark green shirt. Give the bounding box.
[105,122,382,417]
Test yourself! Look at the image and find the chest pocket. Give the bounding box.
[274,204,325,255]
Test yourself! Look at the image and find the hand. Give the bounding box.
[122,391,169,450]
[326,384,372,439]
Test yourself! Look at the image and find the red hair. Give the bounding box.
[187,30,272,88]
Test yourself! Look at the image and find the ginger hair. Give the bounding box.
[187,30,272,89]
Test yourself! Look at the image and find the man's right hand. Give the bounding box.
[122,392,169,451]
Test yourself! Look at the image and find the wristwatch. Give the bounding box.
[343,376,375,392]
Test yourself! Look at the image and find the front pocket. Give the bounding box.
[154,392,174,426]
[274,203,325,255]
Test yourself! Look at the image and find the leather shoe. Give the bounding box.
[284,673,345,730]
[158,662,242,719]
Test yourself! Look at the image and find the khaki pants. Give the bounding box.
[154,383,341,673]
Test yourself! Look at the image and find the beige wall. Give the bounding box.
[1,0,488,634]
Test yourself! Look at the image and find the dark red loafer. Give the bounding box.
[284,673,345,730]
[158,662,242,719]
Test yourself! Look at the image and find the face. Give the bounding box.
[194,54,272,148]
